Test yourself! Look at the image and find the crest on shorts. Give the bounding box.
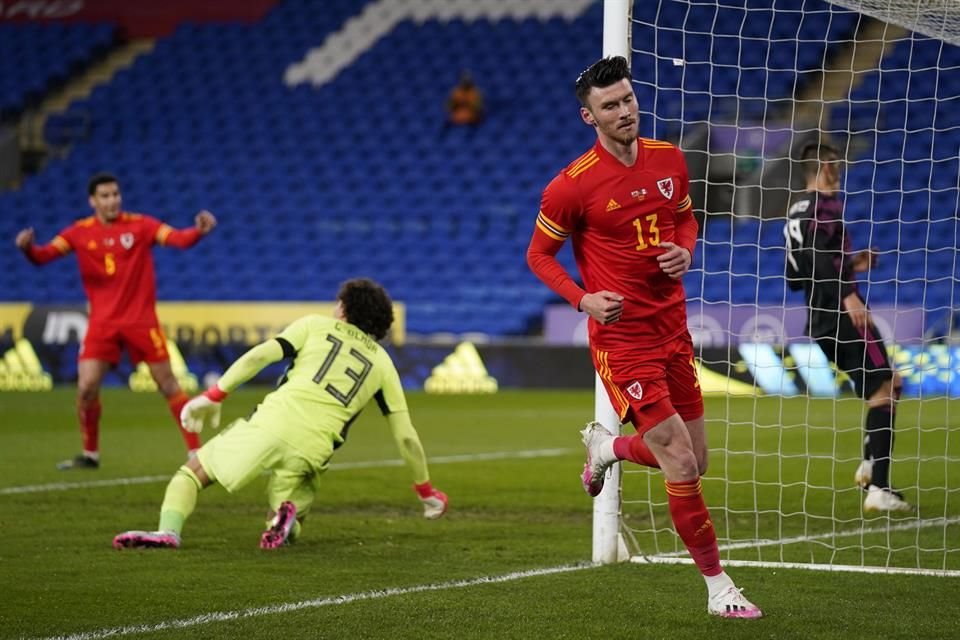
[627,381,643,400]
[120,232,134,249]
[656,177,674,199]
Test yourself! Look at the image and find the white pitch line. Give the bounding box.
[35,563,594,640]
[646,514,960,558]
[0,448,574,496]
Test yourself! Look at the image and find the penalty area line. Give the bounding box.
[34,563,594,640]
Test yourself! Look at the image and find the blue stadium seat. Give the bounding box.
[3,1,955,335]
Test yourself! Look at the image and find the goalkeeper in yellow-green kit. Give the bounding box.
[113,278,448,550]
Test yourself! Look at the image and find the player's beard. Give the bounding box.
[610,120,638,146]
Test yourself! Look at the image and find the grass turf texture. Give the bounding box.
[0,388,958,639]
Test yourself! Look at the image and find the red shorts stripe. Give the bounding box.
[591,333,704,433]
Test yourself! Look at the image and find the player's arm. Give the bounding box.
[179,337,290,432]
[809,219,854,298]
[155,210,217,249]
[15,227,72,265]
[379,366,448,519]
[806,217,870,329]
[658,149,698,279]
[385,410,430,485]
[181,316,311,431]
[526,212,585,304]
[182,318,308,435]
[526,175,623,324]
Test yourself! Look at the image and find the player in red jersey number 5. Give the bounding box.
[526,56,761,619]
[15,172,217,470]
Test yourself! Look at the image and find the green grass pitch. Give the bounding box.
[1,388,958,639]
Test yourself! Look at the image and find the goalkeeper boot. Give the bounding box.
[57,454,99,470]
[260,501,297,549]
[863,485,913,513]
[112,530,181,550]
[854,458,873,489]
[707,585,763,619]
[580,421,614,497]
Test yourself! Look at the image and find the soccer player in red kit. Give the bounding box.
[15,172,217,470]
[526,57,762,618]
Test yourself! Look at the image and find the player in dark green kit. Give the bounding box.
[113,278,448,550]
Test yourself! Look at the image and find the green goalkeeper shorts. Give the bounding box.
[196,417,333,511]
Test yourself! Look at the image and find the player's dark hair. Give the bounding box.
[575,56,632,107]
[88,172,119,196]
[337,278,394,341]
[799,142,840,181]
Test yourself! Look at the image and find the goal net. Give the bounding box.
[602,0,960,576]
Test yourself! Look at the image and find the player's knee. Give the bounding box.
[697,450,709,476]
[153,375,180,397]
[660,446,700,481]
[76,383,99,404]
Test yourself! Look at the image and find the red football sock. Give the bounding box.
[665,479,722,577]
[613,434,661,468]
[167,391,201,451]
[77,397,101,454]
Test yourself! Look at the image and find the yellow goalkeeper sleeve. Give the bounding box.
[386,410,430,485]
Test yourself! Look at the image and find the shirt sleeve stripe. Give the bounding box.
[677,195,692,212]
[567,156,599,178]
[536,212,570,240]
[51,236,71,253]
[155,224,173,245]
[568,150,598,174]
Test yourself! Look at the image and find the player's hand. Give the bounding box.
[180,387,226,433]
[842,292,870,332]
[15,228,34,250]
[657,241,692,279]
[851,248,878,273]
[579,291,624,325]
[195,210,217,235]
[413,481,448,519]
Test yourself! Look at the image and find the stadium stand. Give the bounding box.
[0,22,115,121]
[1,0,953,336]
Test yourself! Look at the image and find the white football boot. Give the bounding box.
[863,485,913,512]
[707,585,763,619]
[580,421,615,497]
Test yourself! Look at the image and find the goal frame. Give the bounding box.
[593,0,960,578]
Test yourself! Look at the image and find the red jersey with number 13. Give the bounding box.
[49,213,175,326]
[533,138,696,351]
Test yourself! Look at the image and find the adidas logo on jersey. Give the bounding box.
[0,338,53,391]
[605,199,621,211]
[424,341,498,394]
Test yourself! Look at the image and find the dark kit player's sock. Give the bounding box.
[866,406,895,488]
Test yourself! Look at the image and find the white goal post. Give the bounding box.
[593,0,960,577]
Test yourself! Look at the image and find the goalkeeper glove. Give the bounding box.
[180,385,228,433]
[413,481,448,519]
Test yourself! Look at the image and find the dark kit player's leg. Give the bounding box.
[819,318,911,512]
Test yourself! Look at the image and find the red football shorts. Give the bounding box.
[592,332,704,433]
[79,322,170,365]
